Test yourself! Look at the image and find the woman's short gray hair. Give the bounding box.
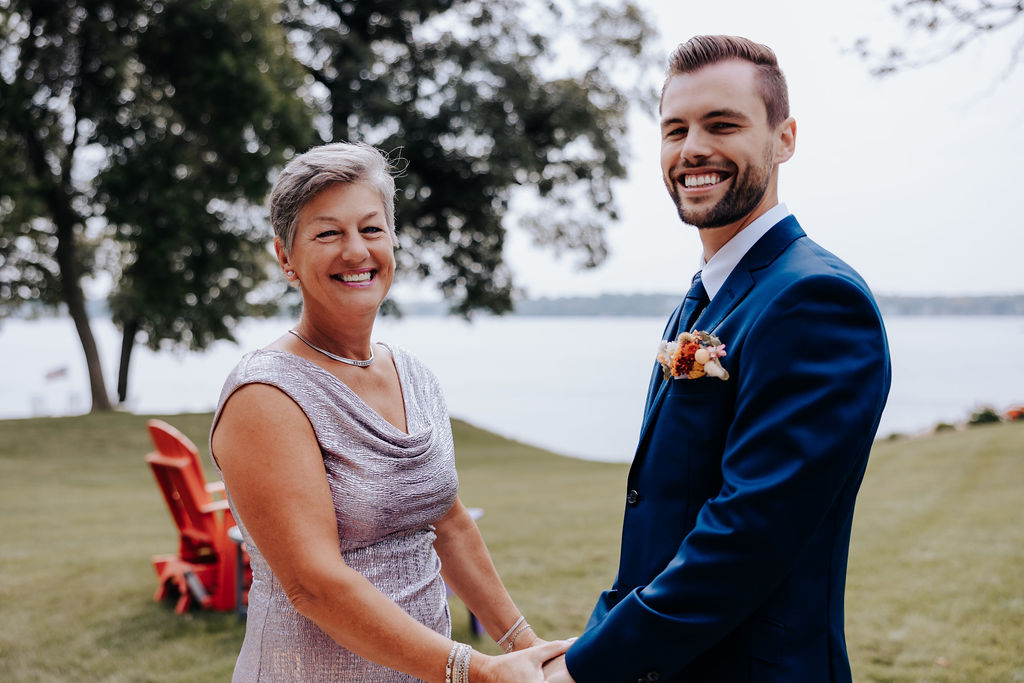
[270,142,397,253]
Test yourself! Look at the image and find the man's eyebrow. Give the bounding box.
[703,108,750,121]
[660,108,751,128]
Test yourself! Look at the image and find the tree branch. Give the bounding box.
[857,0,1024,77]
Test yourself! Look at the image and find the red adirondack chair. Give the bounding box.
[146,421,250,615]
[146,419,225,502]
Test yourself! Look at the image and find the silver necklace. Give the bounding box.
[288,329,375,367]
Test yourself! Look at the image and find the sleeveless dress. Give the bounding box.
[211,344,459,682]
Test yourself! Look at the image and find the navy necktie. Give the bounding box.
[678,270,709,335]
[644,270,710,415]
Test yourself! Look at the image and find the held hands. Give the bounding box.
[541,653,576,683]
[519,628,577,683]
[509,626,577,682]
[476,638,574,683]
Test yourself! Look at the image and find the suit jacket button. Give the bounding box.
[626,489,639,505]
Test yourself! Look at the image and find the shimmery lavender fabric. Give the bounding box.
[211,344,458,682]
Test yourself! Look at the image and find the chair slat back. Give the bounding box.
[146,419,211,496]
[146,452,222,561]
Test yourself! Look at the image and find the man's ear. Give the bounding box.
[774,116,796,165]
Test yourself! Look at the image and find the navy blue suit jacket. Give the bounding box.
[565,217,891,682]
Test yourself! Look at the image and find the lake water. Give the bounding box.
[2,315,1023,462]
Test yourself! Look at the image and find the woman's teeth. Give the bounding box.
[339,271,373,282]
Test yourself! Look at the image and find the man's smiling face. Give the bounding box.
[660,59,791,233]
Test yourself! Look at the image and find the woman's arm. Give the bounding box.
[212,383,565,682]
[433,499,539,651]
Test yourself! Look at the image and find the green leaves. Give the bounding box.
[1,0,315,407]
[285,0,657,314]
[1,0,658,408]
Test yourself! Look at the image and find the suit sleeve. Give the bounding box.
[566,273,891,681]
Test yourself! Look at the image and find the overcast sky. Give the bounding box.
[484,0,1024,300]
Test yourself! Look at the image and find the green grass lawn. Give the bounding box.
[0,413,1021,681]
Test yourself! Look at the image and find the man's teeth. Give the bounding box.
[684,173,722,188]
[340,271,373,282]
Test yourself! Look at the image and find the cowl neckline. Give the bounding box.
[249,344,434,458]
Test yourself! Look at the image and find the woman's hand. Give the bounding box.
[541,653,576,682]
[474,639,573,683]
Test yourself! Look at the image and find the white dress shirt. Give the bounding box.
[699,203,791,302]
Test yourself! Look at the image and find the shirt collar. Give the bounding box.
[699,203,790,301]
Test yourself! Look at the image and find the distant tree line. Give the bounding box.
[18,291,1023,320]
[469,293,1024,318]
[875,295,1024,316]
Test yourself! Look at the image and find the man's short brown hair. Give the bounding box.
[664,35,790,128]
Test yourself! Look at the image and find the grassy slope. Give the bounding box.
[0,413,1021,681]
[847,426,1024,681]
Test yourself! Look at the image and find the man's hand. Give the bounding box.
[542,653,576,682]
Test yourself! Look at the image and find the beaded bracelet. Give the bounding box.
[446,642,472,683]
[455,643,472,683]
[496,615,525,650]
[502,620,531,653]
[445,642,459,683]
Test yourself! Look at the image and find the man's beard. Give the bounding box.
[668,147,774,229]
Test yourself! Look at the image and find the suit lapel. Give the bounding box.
[639,303,683,430]
[632,216,807,460]
[693,268,754,334]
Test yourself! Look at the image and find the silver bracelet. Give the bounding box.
[445,642,472,683]
[496,615,525,649]
[444,643,456,683]
[502,621,531,653]
[455,643,472,683]
[445,641,459,683]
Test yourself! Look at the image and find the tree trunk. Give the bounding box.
[117,319,139,404]
[19,98,112,412]
[330,80,352,141]
[54,219,112,413]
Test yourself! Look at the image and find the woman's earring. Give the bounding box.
[285,270,295,279]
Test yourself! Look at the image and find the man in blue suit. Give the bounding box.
[544,35,891,682]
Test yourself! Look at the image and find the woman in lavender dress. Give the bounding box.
[211,142,569,682]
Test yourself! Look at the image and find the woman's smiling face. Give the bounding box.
[280,181,396,318]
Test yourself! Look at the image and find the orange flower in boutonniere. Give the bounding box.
[657,331,729,381]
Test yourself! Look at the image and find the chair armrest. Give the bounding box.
[200,499,231,514]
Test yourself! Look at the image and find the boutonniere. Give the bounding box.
[657,331,730,381]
